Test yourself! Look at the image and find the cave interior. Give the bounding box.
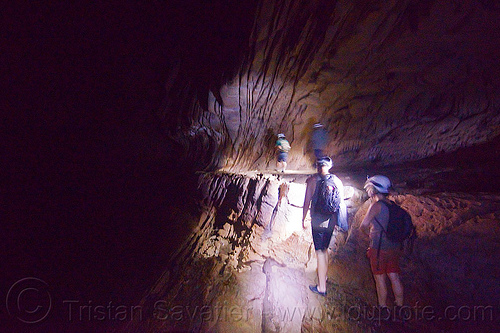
[3,1,500,332]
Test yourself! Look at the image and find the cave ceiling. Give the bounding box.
[160,0,500,172]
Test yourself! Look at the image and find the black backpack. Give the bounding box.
[374,200,416,254]
[311,174,341,215]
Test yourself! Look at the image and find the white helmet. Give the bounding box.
[313,123,323,129]
[277,133,285,138]
[316,156,333,169]
[364,175,391,194]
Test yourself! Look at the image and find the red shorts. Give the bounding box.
[367,248,401,275]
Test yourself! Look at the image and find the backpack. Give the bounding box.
[280,139,291,152]
[374,200,416,255]
[311,174,341,215]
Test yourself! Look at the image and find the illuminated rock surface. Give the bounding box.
[123,172,499,332]
[4,1,500,332]
[120,1,500,332]
[161,0,500,173]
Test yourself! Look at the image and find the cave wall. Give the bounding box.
[121,2,500,331]
[160,0,500,171]
[120,2,500,331]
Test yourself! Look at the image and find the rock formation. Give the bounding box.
[160,0,500,172]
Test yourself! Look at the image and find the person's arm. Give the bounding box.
[302,177,315,228]
[359,201,381,235]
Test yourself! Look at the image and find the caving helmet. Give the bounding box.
[277,133,285,138]
[364,175,391,194]
[316,156,333,169]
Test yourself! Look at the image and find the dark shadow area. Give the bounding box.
[1,2,201,332]
[2,152,200,332]
[338,135,500,195]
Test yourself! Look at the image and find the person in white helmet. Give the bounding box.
[275,133,290,172]
[302,156,346,297]
[359,175,404,318]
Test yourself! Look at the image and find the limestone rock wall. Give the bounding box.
[160,0,500,172]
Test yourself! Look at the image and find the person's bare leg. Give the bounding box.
[316,250,328,293]
[282,161,287,172]
[373,274,388,307]
[388,272,404,306]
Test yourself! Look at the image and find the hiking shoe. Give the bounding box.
[309,285,327,297]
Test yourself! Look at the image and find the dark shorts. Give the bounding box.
[312,227,334,251]
[311,212,336,251]
[367,248,402,275]
[277,152,288,162]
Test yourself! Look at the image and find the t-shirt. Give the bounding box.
[276,138,291,152]
[369,202,401,250]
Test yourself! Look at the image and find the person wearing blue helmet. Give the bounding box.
[302,156,347,297]
[360,175,404,320]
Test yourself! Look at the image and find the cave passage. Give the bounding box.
[4,1,500,332]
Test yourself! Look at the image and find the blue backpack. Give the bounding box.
[311,174,341,215]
